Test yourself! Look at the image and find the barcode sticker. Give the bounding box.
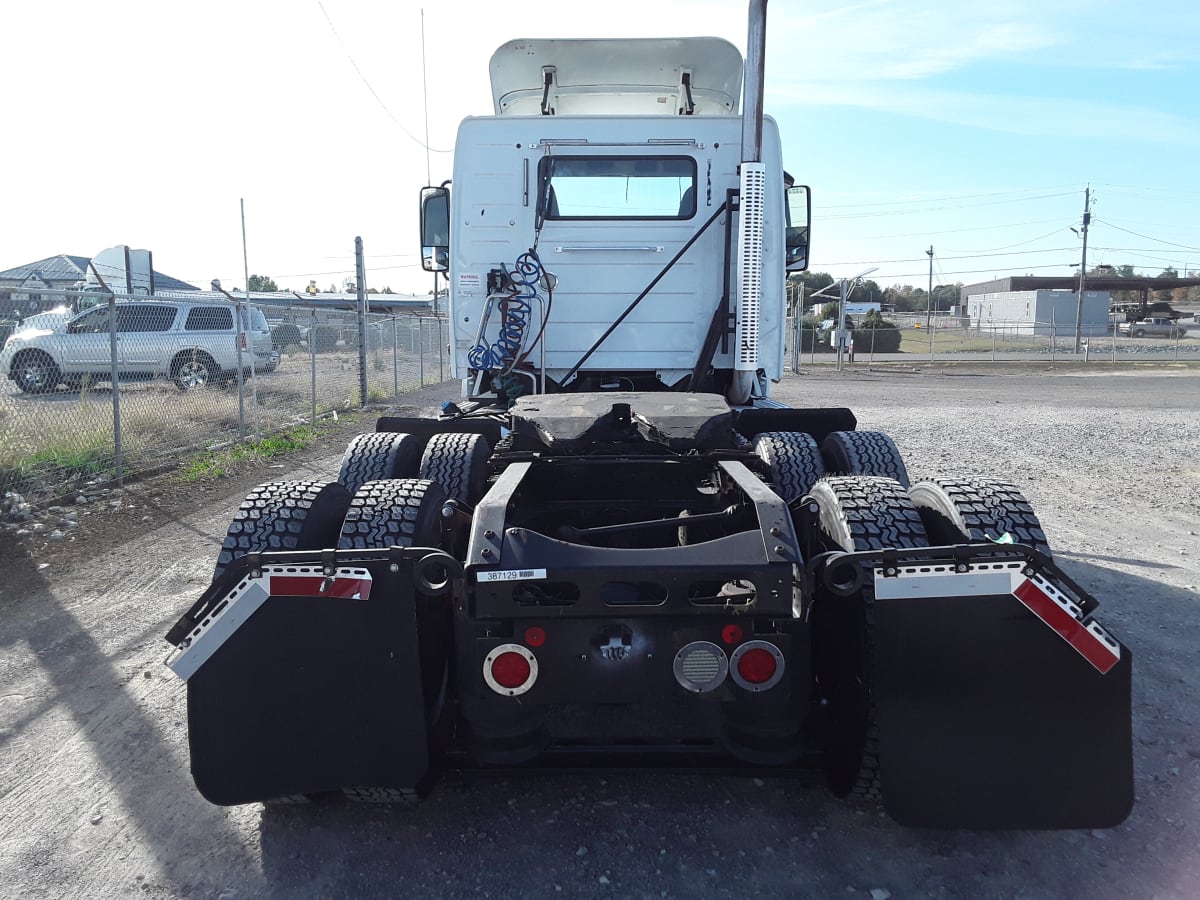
[477,568,548,583]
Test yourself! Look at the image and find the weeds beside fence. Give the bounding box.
[0,288,449,503]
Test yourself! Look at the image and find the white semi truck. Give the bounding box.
[76,245,155,302]
[167,1,1132,829]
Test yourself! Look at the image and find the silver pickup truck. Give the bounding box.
[0,298,279,393]
[1119,317,1188,339]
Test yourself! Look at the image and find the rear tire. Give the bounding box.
[821,431,910,488]
[418,432,491,505]
[337,478,446,550]
[809,476,927,801]
[214,480,352,580]
[908,478,1051,558]
[752,431,825,502]
[337,432,422,498]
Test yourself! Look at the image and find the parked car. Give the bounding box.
[1119,317,1187,339]
[11,307,74,335]
[0,299,279,393]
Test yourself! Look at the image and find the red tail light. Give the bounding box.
[483,644,538,696]
[729,640,785,692]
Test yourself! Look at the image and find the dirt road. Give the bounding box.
[2,368,1197,899]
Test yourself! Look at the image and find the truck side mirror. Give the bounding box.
[420,186,450,273]
[785,185,811,272]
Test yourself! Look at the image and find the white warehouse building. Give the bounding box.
[966,290,1111,337]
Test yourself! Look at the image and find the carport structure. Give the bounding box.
[963,275,1200,320]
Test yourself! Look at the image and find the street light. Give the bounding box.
[837,266,878,370]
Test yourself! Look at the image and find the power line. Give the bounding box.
[315,0,452,154]
[842,217,1065,242]
[819,185,1081,211]
[820,191,1078,221]
[1091,217,1200,252]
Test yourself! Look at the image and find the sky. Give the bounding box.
[3,0,1199,295]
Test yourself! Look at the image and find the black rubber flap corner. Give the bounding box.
[186,569,436,805]
[872,592,1133,829]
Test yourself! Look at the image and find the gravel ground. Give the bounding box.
[0,368,1197,900]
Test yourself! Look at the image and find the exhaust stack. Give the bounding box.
[729,0,768,406]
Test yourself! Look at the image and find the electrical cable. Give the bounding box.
[467,251,544,372]
[315,0,452,154]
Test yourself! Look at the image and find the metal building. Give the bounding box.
[966,289,1110,336]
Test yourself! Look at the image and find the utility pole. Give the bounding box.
[926,245,934,358]
[1074,185,1091,354]
[925,245,934,329]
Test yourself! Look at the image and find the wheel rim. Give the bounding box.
[178,360,209,388]
[20,362,49,389]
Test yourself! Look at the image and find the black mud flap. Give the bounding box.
[173,553,454,805]
[871,564,1133,829]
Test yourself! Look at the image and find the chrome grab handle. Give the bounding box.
[553,245,663,253]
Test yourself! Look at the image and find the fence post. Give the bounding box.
[419,318,425,385]
[438,317,445,382]
[106,291,123,487]
[992,326,996,362]
[792,314,801,373]
[355,237,368,407]
[234,295,246,439]
[392,316,399,396]
[310,307,317,425]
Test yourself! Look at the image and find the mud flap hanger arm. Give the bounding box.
[808,543,1100,616]
[164,547,464,648]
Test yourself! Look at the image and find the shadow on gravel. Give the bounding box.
[0,547,262,897]
[246,559,1200,900]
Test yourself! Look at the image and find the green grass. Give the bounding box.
[177,424,329,481]
[0,439,115,495]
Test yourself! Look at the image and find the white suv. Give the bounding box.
[0,299,279,393]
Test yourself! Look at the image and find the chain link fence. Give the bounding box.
[784,313,1199,371]
[0,288,450,502]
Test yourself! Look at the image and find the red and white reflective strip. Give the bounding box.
[873,562,1121,674]
[269,573,372,601]
[1012,573,1120,674]
[165,565,373,681]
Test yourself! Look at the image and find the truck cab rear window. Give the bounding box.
[539,156,696,220]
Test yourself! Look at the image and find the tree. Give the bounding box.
[247,274,279,292]
[883,284,924,312]
[1154,267,1178,304]
[932,283,961,312]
